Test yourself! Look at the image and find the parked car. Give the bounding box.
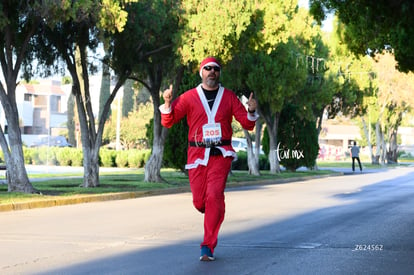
[232,137,264,154]
[30,136,72,147]
[231,137,248,152]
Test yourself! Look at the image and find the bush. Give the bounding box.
[259,154,270,170]
[100,149,116,167]
[22,147,152,169]
[28,148,39,164]
[23,147,32,164]
[232,151,248,170]
[231,151,270,171]
[127,149,150,168]
[115,150,129,168]
[56,147,73,166]
[162,119,188,172]
[34,147,58,165]
[277,104,319,171]
[71,149,83,166]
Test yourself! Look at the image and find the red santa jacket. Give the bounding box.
[160,84,258,169]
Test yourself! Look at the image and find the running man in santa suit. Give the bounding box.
[159,57,258,261]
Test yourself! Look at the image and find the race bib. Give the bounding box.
[202,123,222,145]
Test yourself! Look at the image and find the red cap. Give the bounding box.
[199,57,221,77]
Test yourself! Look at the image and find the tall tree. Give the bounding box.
[323,19,380,163]
[240,1,311,173]
[223,8,265,176]
[369,52,414,164]
[159,68,198,174]
[310,0,414,73]
[35,0,133,187]
[122,79,134,117]
[249,43,308,173]
[0,1,53,192]
[179,0,260,173]
[277,104,319,171]
[312,21,373,167]
[67,93,77,147]
[110,0,181,182]
[98,41,111,122]
[179,0,253,64]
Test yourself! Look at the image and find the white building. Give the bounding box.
[1,76,122,147]
[0,80,68,146]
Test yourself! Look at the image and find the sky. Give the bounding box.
[298,0,333,32]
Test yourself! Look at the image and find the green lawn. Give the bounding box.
[0,168,337,204]
[317,159,413,168]
[2,159,411,205]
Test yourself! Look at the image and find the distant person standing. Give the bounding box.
[351,141,362,172]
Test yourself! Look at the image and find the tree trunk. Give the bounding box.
[144,68,168,182]
[361,117,374,164]
[145,103,168,182]
[265,114,281,174]
[144,119,167,182]
[244,128,260,176]
[144,140,166,182]
[375,121,386,166]
[75,90,100,188]
[98,46,111,122]
[313,108,326,171]
[253,120,263,174]
[82,146,100,187]
[386,110,402,164]
[71,58,100,188]
[0,83,34,193]
[374,121,381,165]
[380,136,387,165]
[6,135,35,193]
[71,44,122,188]
[387,127,398,164]
[144,65,182,182]
[0,6,39,193]
[67,94,76,147]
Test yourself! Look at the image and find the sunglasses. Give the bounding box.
[203,66,221,72]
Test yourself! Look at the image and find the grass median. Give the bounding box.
[0,167,341,205]
[2,159,408,206]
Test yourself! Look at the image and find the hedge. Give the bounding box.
[4,147,268,171]
[231,151,270,171]
[21,147,151,168]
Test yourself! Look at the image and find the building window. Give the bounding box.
[24,94,33,102]
[23,126,33,134]
[50,95,61,113]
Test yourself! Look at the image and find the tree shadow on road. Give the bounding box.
[36,169,414,275]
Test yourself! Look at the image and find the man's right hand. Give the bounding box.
[163,84,173,108]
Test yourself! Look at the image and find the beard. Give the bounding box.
[204,74,220,88]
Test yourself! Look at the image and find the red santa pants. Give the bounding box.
[188,155,233,253]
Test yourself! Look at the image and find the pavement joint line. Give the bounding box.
[220,242,324,249]
[0,172,344,212]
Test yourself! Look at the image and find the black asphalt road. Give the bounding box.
[1,166,413,275]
